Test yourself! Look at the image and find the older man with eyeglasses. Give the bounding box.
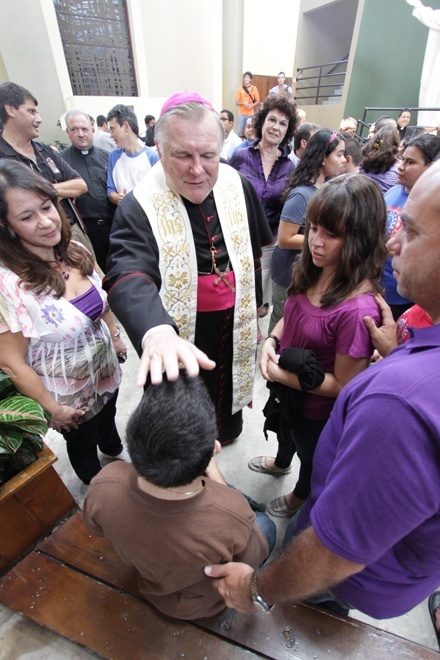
[104,91,272,445]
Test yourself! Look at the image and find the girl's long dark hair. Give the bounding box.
[281,128,345,203]
[287,173,387,307]
[405,133,440,165]
[0,159,93,297]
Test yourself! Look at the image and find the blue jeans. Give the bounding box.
[254,512,277,559]
[237,114,252,137]
[283,511,352,615]
[269,279,288,334]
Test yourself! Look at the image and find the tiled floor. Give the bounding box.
[0,319,438,658]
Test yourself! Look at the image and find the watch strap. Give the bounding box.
[250,570,273,613]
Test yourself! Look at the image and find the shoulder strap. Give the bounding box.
[242,85,256,104]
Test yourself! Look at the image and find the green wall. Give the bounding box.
[345,0,440,125]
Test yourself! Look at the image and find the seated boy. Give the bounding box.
[83,373,275,620]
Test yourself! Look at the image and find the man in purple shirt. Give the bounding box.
[205,161,440,619]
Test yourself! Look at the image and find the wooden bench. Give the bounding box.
[0,511,437,659]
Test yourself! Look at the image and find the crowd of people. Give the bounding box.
[0,77,439,647]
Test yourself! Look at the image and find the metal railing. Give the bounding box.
[359,106,440,138]
[295,59,348,105]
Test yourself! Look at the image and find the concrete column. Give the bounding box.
[222,0,244,125]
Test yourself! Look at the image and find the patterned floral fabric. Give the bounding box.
[135,162,257,414]
[0,266,121,423]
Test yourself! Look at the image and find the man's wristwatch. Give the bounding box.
[250,570,273,613]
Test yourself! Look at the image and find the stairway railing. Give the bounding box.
[295,59,348,105]
[360,106,440,137]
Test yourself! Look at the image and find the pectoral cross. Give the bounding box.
[214,265,236,292]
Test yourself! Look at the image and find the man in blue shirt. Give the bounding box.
[269,72,293,96]
[106,104,158,206]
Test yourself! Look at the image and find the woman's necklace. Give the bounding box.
[51,258,72,280]
[166,483,204,496]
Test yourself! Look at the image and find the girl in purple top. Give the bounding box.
[250,174,386,517]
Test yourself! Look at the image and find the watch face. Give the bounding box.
[253,599,268,613]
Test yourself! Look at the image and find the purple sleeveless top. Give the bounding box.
[70,284,104,321]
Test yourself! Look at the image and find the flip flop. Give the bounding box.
[428,591,440,648]
[248,456,292,475]
[267,495,304,518]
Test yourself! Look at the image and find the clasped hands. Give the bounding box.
[52,403,84,432]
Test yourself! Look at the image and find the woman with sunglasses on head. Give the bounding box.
[0,160,128,485]
[269,128,346,332]
[249,174,386,517]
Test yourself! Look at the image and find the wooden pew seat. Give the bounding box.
[0,511,437,659]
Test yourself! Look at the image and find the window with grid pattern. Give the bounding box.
[53,0,137,96]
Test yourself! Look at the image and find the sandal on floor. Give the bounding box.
[428,591,440,647]
[267,495,304,518]
[248,456,292,475]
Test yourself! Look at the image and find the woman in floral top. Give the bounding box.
[0,160,128,484]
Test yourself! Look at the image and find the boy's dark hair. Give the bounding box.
[243,71,253,79]
[126,373,218,488]
[0,82,37,125]
[107,104,139,135]
[96,114,107,127]
[144,114,155,125]
[293,122,319,152]
[343,137,362,166]
[374,115,396,132]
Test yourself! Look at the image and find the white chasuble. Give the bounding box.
[134,162,257,413]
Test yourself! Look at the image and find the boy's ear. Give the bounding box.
[213,439,221,456]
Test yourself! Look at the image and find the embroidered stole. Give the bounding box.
[134,162,256,413]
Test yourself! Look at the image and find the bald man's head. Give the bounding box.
[387,159,440,321]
